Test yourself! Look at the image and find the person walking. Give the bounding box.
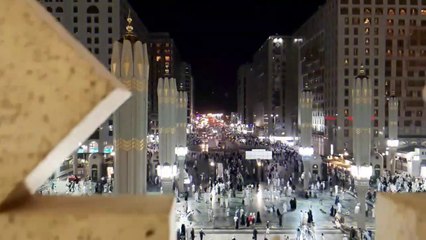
[199,228,205,240]
[252,228,258,240]
[190,228,195,240]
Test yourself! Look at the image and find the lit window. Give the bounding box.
[364,18,371,24]
[156,56,161,62]
[365,27,370,34]
[344,59,349,65]
[365,48,370,55]
[165,56,170,61]
[365,38,370,44]
[399,8,406,15]
[421,9,426,15]
[388,8,395,15]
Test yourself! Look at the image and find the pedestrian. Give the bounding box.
[321,233,325,240]
[199,229,205,240]
[252,228,258,240]
[190,228,195,240]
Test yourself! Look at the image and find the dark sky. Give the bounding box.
[128,1,325,113]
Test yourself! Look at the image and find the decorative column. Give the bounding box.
[351,66,373,230]
[299,89,313,191]
[112,15,149,195]
[387,96,399,174]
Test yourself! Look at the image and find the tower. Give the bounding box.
[112,13,149,194]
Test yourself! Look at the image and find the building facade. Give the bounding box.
[245,36,300,136]
[177,62,194,123]
[295,0,426,156]
[39,0,148,178]
[237,64,250,124]
[147,33,181,134]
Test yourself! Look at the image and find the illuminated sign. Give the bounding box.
[245,149,272,160]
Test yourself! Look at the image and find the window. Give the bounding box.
[56,7,63,13]
[376,0,383,3]
[398,19,405,25]
[354,38,358,45]
[108,38,112,44]
[344,109,349,116]
[108,48,112,54]
[374,120,378,127]
[421,9,426,15]
[94,37,99,44]
[345,48,349,55]
[354,28,359,35]
[345,89,349,96]
[353,0,360,3]
[400,0,407,3]
[73,27,78,33]
[345,38,349,45]
[375,8,383,15]
[73,6,78,13]
[353,8,360,14]
[388,8,395,15]
[94,27,99,33]
[341,8,349,14]
[415,121,422,127]
[344,99,349,107]
[374,99,379,107]
[87,5,99,14]
[108,6,112,13]
[404,120,412,127]
[87,38,91,44]
[87,27,91,33]
[364,0,372,3]
[108,17,112,23]
[388,0,396,4]
[73,16,78,23]
[108,27,112,33]
[46,7,52,12]
[94,17,99,23]
[344,28,349,35]
[417,111,423,117]
[400,8,407,15]
[156,56,161,62]
[405,111,412,117]
[345,78,349,86]
[94,48,99,54]
[341,0,349,3]
[365,8,372,14]
[344,129,349,137]
[374,89,379,96]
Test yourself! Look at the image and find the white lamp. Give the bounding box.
[299,147,314,156]
[387,139,399,148]
[350,165,373,180]
[175,146,188,157]
[157,164,177,179]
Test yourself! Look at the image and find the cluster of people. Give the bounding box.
[375,171,426,194]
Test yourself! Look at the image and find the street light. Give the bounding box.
[157,163,177,194]
[350,165,373,181]
[350,164,372,230]
[299,147,314,190]
[175,146,188,193]
[386,139,399,148]
[299,147,314,156]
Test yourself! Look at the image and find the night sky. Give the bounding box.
[129,1,325,113]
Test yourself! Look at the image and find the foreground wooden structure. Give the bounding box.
[377,194,426,240]
[0,0,175,239]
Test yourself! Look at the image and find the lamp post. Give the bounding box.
[175,146,188,193]
[351,66,372,230]
[350,165,372,230]
[299,147,314,190]
[157,163,177,194]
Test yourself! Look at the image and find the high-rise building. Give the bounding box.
[295,0,426,156]
[38,0,148,178]
[147,33,181,134]
[247,36,300,136]
[177,62,194,123]
[237,64,251,124]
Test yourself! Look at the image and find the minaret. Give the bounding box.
[352,65,372,230]
[112,12,149,194]
[299,88,313,191]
